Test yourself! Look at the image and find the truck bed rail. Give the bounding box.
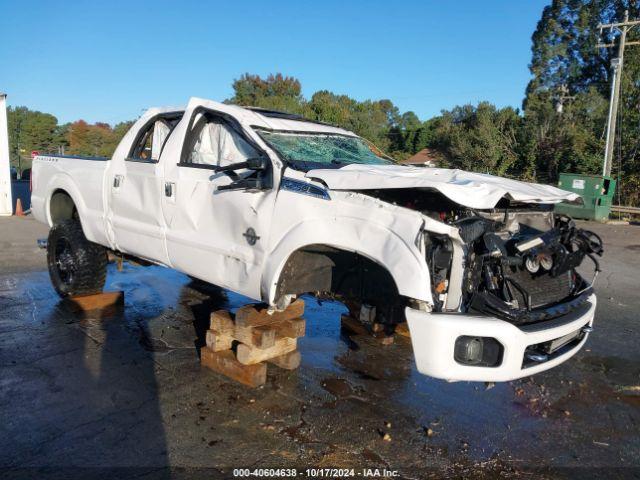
[36,153,109,161]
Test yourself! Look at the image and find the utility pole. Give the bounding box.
[597,10,640,177]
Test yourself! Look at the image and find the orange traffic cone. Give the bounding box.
[15,198,24,217]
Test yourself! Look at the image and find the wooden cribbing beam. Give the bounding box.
[340,314,369,336]
[267,350,301,370]
[340,314,394,346]
[394,322,411,338]
[236,337,297,365]
[200,348,267,388]
[205,330,233,352]
[211,311,277,349]
[234,299,305,328]
[64,291,124,314]
[276,317,306,339]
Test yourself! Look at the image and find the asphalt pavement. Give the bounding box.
[0,216,638,479]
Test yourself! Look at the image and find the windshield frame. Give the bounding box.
[252,126,395,171]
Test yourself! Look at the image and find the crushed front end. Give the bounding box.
[409,198,603,382]
[456,210,603,325]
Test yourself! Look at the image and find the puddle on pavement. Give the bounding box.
[3,263,635,468]
[0,265,546,460]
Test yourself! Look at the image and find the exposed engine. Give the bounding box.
[361,188,604,325]
[429,210,603,324]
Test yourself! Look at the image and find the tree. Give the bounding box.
[227,73,305,114]
[388,111,424,156]
[523,0,640,204]
[67,120,92,155]
[65,120,134,157]
[7,106,58,171]
[432,103,521,175]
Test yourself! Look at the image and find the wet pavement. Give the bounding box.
[0,217,639,479]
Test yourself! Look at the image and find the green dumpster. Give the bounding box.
[554,173,616,222]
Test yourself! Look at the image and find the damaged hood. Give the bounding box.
[306,164,581,209]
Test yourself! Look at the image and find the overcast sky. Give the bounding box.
[0,0,549,124]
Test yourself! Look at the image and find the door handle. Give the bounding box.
[165,182,175,197]
[113,175,124,188]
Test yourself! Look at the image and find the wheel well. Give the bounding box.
[275,244,406,323]
[50,190,78,225]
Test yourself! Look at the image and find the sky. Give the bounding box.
[0,0,550,125]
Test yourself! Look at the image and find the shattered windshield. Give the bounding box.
[258,130,393,169]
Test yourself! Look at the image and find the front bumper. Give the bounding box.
[405,294,596,382]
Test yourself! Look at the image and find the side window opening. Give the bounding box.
[188,117,258,168]
[178,111,272,189]
[131,125,154,160]
[128,114,182,162]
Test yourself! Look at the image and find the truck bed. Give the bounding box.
[31,154,111,246]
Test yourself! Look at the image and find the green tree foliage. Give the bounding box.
[228,73,305,115]
[6,107,133,171]
[431,103,521,176]
[227,74,433,157]
[523,0,640,204]
[307,91,399,151]
[7,106,58,170]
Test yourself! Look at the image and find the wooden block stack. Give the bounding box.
[340,314,395,346]
[340,315,411,344]
[200,299,305,387]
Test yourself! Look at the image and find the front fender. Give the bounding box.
[261,216,433,305]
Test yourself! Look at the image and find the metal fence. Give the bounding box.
[611,205,640,215]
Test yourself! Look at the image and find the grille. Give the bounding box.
[506,269,574,309]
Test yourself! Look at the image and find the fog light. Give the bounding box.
[454,336,504,367]
[454,336,484,365]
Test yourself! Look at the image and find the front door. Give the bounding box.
[160,111,277,300]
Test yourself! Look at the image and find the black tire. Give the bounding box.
[47,220,107,297]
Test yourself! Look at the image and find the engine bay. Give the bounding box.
[363,188,604,325]
[429,210,603,324]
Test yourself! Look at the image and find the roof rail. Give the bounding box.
[242,106,338,129]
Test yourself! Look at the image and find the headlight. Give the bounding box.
[539,253,553,271]
[525,256,540,273]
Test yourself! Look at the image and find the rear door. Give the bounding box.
[109,113,181,263]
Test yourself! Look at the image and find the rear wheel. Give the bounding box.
[47,220,107,297]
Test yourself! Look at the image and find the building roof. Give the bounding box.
[399,148,445,166]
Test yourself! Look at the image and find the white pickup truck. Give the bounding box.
[32,97,603,382]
